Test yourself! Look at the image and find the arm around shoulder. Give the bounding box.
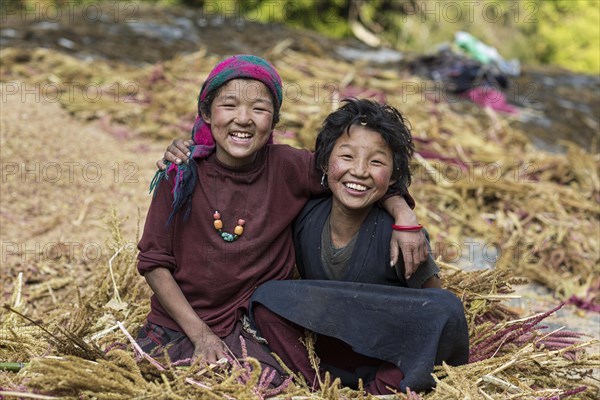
[381,195,428,277]
[272,145,323,198]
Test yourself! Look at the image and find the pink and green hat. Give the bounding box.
[191,54,283,149]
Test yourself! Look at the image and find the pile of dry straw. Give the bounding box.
[0,43,598,399]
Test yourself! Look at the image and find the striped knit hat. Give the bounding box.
[150,55,283,224]
[190,55,283,152]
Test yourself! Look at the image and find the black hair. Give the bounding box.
[314,98,414,193]
[199,79,281,128]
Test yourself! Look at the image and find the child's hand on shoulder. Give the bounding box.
[157,139,194,170]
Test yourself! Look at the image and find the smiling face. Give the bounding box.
[202,79,275,167]
[327,125,396,215]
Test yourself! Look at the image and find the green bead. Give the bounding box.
[217,229,240,242]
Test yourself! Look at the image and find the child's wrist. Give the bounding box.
[392,224,423,232]
[394,213,419,226]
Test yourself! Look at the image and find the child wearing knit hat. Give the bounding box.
[138,55,425,386]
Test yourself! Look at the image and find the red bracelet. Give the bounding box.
[392,224,423,231]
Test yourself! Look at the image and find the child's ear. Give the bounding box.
[388,178,397,187]
[201,110,211,124]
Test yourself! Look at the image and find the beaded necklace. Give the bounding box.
[211,174,248,242]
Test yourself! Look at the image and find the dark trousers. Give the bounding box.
[253,304,404,395]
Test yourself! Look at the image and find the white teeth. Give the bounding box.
[231,132,252,139]
[345,182,367,191]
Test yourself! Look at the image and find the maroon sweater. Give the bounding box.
[138,145,322,336]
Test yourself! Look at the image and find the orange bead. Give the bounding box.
[213,211,221,220]
[234,225,244,235]
[214,220,223,230]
